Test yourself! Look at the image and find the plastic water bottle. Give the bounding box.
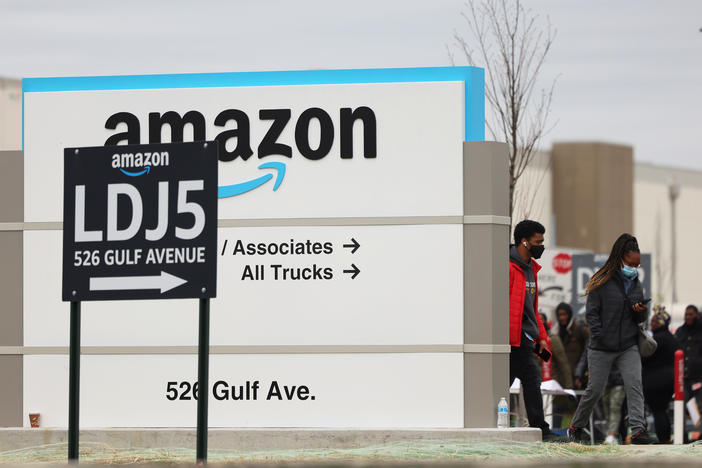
[497,397,509,428]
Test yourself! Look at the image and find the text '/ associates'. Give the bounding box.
[223,239,333,256]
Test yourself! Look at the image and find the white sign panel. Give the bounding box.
[24,224,463,347]
[24,68,484,222]
[24,354,463,428]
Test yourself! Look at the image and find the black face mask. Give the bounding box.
[523,242,545,259]
[530,245,545,259]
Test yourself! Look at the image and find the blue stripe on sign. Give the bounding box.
[22,66,485,149]
[467,67,485,142]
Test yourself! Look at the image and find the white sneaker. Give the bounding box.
[604,434,619,445]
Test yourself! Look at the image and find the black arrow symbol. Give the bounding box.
[342,238,360,254]
[343,264,360,279]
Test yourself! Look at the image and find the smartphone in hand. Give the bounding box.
[534,347,552,362]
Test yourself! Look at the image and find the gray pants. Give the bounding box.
[572,345,645,432]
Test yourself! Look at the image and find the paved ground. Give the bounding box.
[1,439,702,465]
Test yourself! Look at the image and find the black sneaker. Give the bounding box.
[567,425,585,443]
[542,430,567,443]
[630,430,656,445]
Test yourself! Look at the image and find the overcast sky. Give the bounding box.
[1,0,700,169]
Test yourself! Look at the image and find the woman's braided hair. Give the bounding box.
[584,233,640,295]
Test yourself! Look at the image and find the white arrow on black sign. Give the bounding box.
[89,271,187,293]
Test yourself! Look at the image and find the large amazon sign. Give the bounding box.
[20,68,486,429]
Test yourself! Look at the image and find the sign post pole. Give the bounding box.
[68,300,81,461]
[196,297,210,462]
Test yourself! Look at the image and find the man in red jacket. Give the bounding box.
[509,219,553,438]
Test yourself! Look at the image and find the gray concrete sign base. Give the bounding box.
[0,428,541,452]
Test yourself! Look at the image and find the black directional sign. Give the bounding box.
[62,141,218,301]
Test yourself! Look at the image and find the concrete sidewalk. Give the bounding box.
[0,427,541,452]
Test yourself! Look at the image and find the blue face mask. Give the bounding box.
[621,265,638,279]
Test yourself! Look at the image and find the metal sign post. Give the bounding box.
[196,298,210,462]
[68,301,81,461]
[62,141,218,462]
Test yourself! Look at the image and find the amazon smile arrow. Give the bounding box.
[218,161,286,198]
[89,271,187,293]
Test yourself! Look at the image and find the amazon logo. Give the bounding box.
[104,106,377,198]
[111,150,169,177]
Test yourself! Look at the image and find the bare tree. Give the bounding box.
[450,0,557,224]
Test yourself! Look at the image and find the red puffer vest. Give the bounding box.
[509,258,548,347]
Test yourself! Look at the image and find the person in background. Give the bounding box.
[538,312,573,389]
[552,302,589,389]
[642,307,679,444]
[509,219,558,440]
[674,304,702,432]
[541,312,573,430]
[568,234,654,444]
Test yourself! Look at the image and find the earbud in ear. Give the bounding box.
[523,242,527,247]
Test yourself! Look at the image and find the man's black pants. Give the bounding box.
[510,345,549,434]
[644,371,673,443]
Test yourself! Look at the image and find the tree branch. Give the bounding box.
[452,0,557,225]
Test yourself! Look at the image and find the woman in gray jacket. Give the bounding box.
[567,234,654,444]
